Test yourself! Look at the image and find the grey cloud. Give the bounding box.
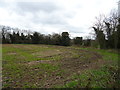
[0,1,14,8]
[14,2,67,25]
[39,18,67,25]
[14,2,74,25]
[16,2,59,13]
[32,14,67,25]
[0,1,60,16]
[63,25,86,33]
[0,1,73,26]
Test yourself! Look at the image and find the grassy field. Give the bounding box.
[2,44,119,88]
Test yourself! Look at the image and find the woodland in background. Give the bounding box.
[92,11,120,49]
[0,26,90,46]
[1,11,120,49]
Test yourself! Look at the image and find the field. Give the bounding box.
[2,44,119,88]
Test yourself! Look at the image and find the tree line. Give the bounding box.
[1,10,119,49]
[1,26,90,46]
[92,11,120,49]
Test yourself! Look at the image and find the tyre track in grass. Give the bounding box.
[2,45,114,88]
[26,47,111,88]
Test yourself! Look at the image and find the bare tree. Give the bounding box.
[92,9,119,49]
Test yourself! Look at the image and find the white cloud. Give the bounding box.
[0,0,118,39]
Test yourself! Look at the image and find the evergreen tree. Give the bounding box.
[31,32,40,44]
[61,32,70,46]
[73,37,83,45]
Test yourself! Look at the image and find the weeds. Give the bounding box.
[2,44,119,88]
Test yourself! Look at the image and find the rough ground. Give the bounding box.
[26,49,111,88]
[2,44,118,88]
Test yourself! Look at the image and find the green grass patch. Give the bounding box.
[73,47,118,61]
[38,55,61,61]
[31,63,59,72]
[64,64,119,88]
[2,44,119,88]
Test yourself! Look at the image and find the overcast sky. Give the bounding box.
[0,0,118,38]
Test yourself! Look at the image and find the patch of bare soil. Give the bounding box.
[43,57,100,87]
[7,52,17,55]
[41,50,113,88]
[25,48,113,88]
[43,60,113,88]
[32,49,63,58]
[27,60,55,65]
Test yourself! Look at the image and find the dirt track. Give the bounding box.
[26,48,110,88]
[3,44,116,88]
